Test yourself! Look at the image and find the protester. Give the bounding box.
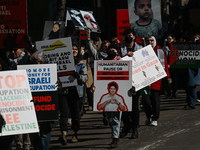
[6,46,31,150]
[119,27,142,139]
[29,51,54,150]
[0,58,14,150]
[141,36,170,127]
[86,32,110,60]
[86,30,110,125]
[82,48,94,111]
[183,34,200,109]
[86,29,123,148]
[162,35,178,99]
[58,43,88,145]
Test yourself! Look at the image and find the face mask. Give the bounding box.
[107,50,116,59]
[125,35,133,44]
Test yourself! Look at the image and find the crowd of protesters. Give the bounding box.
[1,12,200,150]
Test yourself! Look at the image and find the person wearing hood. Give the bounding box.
[58,43,88,145]
[141,36,170,126]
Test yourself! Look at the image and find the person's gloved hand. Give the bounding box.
[72,71,80,79]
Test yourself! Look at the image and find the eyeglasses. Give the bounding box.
[167,38,172,40]
[104,46,108,48]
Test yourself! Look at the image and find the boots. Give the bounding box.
[130,128,139,139]
[58,132,67,145]
[71,131,78,143]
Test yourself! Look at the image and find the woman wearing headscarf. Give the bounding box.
[142,36,170,126]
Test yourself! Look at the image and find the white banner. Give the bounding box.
[122,45,167,91]
[0,70,39,136]
[17,64,57,92]
[36,37,77,87]
[93,60,132,112]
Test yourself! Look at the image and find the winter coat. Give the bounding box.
[58,60,88,98]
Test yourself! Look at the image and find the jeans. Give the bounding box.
[106,111,122,139]
[186,86,196,106]
[30,122,51,150]
[15,134,31,149]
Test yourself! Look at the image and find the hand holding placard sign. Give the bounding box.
[36,37,77,88]
[0,70,39,136]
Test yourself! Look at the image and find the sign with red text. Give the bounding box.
[32,91,58,122]
[17,64,57,92]
[0,70,39,136]
[0,0,28,49]
[122,45,167,91]
[93,60,132,112]
[117,9,130,43]
[36,37,77,88]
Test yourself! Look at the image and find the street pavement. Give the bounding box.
[47,90,200,150]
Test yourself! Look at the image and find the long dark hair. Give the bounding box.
[72,43,82,64]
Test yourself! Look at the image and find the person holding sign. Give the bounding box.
[58,43,88,145]
[141,36,170,126]
[86,31,123,147]
[29,51,53,150]
[7,46,31,150]
[97,82,128,111]
[120,27,142,139]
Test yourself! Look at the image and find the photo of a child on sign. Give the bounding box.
[97,81,128,111]
[80,10,101,33]
[43,21,65,40]
[128,0,162,39]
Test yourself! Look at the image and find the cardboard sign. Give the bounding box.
[17,64,57,92]
[122,45,167,91]
[93,60,132,112]
[169,42,200,68]
[66,8,101,33]
[0,70,39,136]
[0,0,28,49]
[43,21,65,40]
[36,37,77,87]
[117,9,130,43]
[32,91,58,122]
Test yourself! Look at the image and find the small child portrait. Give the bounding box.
[128,0,162,39]
[48,22,61,39]
[43,21,65,40]
[83,14,98,29]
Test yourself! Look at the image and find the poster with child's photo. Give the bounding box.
[43,21,65,40]
[128,0,162,39]
[80,10,101,33]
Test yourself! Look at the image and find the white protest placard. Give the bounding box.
[17,64,57,92]
[122,45,167,91]
[0,70,39,136]
[93,60,132,112]
[36,37,77,88]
